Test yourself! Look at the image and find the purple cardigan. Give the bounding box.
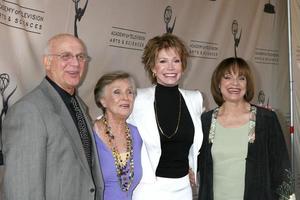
[94,123,142,200]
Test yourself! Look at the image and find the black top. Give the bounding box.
[46,76,78,125]
[154,83,194,178]
[46,76,92,168]
[198,106,291,200]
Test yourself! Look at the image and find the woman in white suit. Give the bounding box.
[128,33,204,200]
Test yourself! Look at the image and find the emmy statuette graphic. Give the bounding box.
[73,0,89,37]
[164,6,176,34]
[0,73,17,165]
[232,20,242,58]
[257,90,266,106]
[264,0,276,14]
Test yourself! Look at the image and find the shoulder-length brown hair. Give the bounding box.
[142,33,189,84]
[211,57,255,106]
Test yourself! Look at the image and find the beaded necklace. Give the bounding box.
[208,105,257,144]
[101,116,134,191]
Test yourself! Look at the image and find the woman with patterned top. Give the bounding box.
[93,71,142,200]
[198,57,291,200]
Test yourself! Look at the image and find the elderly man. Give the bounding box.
[2,33,103,200]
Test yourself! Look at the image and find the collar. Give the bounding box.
[46,76,75,102]
[208,105,257,144]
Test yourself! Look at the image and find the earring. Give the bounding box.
[152,72,156,78]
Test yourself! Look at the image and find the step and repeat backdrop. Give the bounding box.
[0,0,299,197]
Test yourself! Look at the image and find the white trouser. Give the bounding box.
[132,175,192,200]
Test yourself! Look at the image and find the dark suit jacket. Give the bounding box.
[198,105,291,200]
[2,79,104,200]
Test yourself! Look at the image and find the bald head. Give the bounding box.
[43,33,89,94]
[45,33,87,55]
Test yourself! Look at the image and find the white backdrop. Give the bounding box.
[0,0,298,198]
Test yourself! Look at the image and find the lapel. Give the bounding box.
[76,96,104,187]
[180,89,201,147]
[134,87,161,168]
[179,89,202,180]
[139,87,161,147]
[247,106,261,159]
[40,79,92,176]
[75,96,104,187]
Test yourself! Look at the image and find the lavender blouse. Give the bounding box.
[94,123,142,200]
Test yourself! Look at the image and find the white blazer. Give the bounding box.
[128,86,203,184]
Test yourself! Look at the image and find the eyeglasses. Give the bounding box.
[48,52,91,62]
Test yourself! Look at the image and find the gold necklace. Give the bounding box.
[101,116,134,191]
[154,93,182,139]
